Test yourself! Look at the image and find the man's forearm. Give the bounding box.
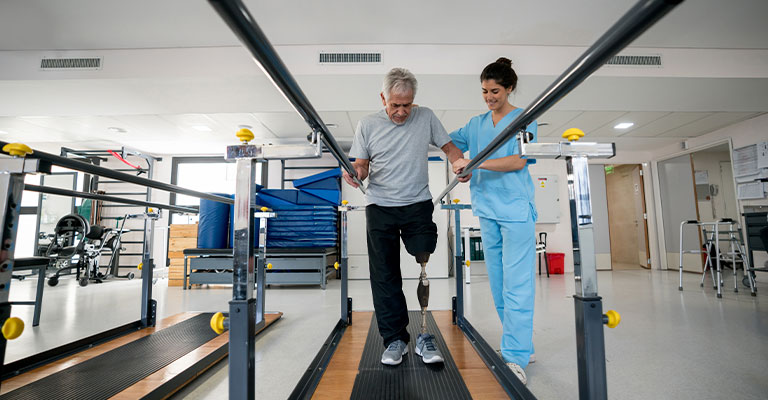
[441,142,465,164]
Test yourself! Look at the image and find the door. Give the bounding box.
[658,155,700,272]
[633,166,651,268]
[606,165,642,270]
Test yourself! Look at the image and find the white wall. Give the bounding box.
[530,160,575,272]
[588,164,612,270]
[691,150,739,222]
[650,113,768,269]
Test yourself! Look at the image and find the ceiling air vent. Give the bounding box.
[605,54,662,67]
[319,52,381,64]
[40,57,102,70]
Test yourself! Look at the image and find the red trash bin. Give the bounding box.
[546,253,565,274]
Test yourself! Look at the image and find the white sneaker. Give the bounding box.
[496,349,536,364]
[506,362,528,385]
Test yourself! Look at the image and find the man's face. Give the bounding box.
[381,90,414,125]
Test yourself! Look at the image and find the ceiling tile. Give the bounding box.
[548,111,626,139]
[319,111,355,138]
[590,111,672,137]
[537,111,582,137]
[623,112,711,137]
[0,117,70,142]
[663,112,760,137]
[250,112,313,138]
[205,113,275,139]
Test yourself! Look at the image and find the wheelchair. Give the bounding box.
[45,214,133,287]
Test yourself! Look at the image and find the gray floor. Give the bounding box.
[6,268,767,399]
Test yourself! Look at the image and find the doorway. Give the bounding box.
[605,164,650,270]
[656,142,739,272]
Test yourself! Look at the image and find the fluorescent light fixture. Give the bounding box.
[192,125,212,132]
[325,123,338,128]
[614,122,634,130]
[0,130,7,135]
[238,124,253,130]
[107,127,127,133]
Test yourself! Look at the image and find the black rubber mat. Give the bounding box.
[1,313,219,400]
[350,311,473,400]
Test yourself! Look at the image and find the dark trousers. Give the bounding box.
[366,200,437,347]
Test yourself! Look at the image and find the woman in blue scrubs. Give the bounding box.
[450,57,537,385]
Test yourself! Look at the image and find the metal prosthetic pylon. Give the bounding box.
[416,253,430,334]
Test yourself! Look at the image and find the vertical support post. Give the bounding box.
[463,227,471,284]
[0,160,29,373]
[574,297,607,400]
[140,156,155,327]
[453,206,464,324]
[340,206,350,324]
[140,215,155,327]
[714,223,723,298]
[229,158,257,400]
[566,155,608,400]
[255,214,267,330]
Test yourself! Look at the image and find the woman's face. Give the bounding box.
[481,79,512,112]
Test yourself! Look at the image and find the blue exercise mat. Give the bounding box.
[198,193,231,249]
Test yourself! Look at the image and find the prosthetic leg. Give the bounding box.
[416,252,430,334]
[414,251,443,363]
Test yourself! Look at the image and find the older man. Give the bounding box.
[343,68,465,366]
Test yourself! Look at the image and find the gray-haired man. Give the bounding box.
[343,68,465,366]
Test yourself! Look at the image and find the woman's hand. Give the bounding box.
[452,158,472,182]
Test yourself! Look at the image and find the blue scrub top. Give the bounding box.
[449,108,538,223]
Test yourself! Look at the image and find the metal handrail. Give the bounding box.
[208,0,365,192]
[0,140,233,205]
[433,0,683,205]
[24,184,198,214]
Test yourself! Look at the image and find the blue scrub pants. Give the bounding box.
[478,216,536,368]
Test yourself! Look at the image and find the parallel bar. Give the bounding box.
[288,319,347,400]
[1,321,144,380]
[207,0,365,193]
[0,141,233,205]
[433,0,682,204]
[23,184,198,214]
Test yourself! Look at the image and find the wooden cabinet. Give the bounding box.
[168,224,197,286]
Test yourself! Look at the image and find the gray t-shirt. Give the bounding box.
[349,106,451,206]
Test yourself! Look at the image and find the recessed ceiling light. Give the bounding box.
[325,123,338,128]
[238,124,253,130]
[107,127,127,133]
[0,130,7,135]
[192,125,212,132]
[614,122,634,130]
